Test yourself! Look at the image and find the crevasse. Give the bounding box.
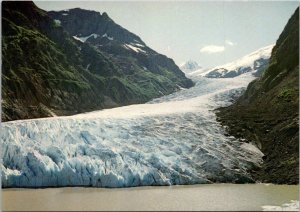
[1,74,263,188]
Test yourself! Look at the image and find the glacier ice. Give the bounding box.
[1,74,264,188]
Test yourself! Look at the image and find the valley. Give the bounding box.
[1,1,299,211]
[2,73,263,187]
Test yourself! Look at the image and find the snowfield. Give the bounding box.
[1,73,264,188]
[189,45,274,78]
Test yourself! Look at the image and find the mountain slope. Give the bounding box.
[180,60,202,73]
[47,8,193,92]
[216,8,299,184]
[2,2,193,122]
[196,45,273,78]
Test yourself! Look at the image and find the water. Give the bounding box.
[1,74,263,187]
[2,184,299,211]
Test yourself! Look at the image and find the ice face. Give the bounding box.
[1,73,263,188]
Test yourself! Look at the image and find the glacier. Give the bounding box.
[1,73,264,188]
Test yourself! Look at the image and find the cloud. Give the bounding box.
[225,40,236,46]
[200,45,225,54]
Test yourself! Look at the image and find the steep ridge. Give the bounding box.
[193,45,273,78]
[180,60,202,74]
[48,9,193,95]
[216,8,299,184]
[2,1,193,122]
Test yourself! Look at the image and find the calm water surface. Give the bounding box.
[2,184,299,211]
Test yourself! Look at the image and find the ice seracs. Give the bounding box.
[1,73,263,188]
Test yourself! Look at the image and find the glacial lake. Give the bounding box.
[2,184,299,211]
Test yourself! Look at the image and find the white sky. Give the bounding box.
[35,1,299,68]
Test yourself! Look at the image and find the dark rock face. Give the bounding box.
[2,1,193,122]
[48,9,193,87]
[216,8,299,184]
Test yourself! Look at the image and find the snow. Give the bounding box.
[1,73,263,188]
[85,64,91,71]
[124,44,146,54]
[193,45,274,77]
[180,60,201,73]
[262,200,299,211]
[73,34,99,43]
[188,68,210,76]
[102,33,114,41]
[219,44,273,70]
[54,19,61,26]
[133,43,145,47]
[73,36,84,43]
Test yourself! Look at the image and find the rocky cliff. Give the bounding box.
[217,8,299,184]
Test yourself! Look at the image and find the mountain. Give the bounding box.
[216,8,299,184]
[47,9,193,90]
[197,45,273,78]
[180,60,201,73]
[2,2,193,122]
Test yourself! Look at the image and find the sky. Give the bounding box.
[35,1,299,68]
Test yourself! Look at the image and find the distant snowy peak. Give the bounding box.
[180,60,201,73]
[197,45,274,78]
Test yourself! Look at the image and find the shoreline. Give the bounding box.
[2,181,299,190]
[2,183,299,211]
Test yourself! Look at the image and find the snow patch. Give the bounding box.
[54,19,61,26]
[133,43,145,47]
[180,60,201,73]
[73,36,84,43]
[73,34,99,43]
[102,33,114,41]
[85,64,91,71]
[124,44,146,54]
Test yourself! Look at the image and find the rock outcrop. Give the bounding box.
[217,8,299,184]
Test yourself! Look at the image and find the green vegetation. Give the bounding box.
[2,1,193,121]
[277,87,298,102]
[216,8,299,184]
